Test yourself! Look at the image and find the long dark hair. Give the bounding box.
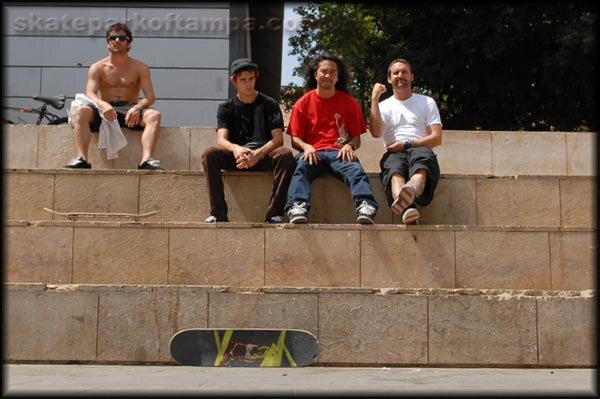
[302,54,353,95]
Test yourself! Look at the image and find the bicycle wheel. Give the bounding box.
[48,116,69,125]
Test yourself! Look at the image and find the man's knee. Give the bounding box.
[272,147,295,165]
[391,172,407,181]
[294,158,314,173]
[73,106,94,126]
[144,109,161,125]
[201,146,221,166]
[413,168,429,180]
[344,160,368,176]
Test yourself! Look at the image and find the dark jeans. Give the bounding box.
[201,146,296,221]
[285,149,378,211]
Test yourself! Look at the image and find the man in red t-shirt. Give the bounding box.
[285,54,378,224]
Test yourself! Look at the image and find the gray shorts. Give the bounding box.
[379,146,440,206]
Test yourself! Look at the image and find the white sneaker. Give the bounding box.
[356,200,376,224]
[287,202,308,224]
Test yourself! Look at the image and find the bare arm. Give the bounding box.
[135,63,156,109]
[253,129,283,160]
[85,63,116,121]
[216,128,251,160]
[291,135,319,165]
[415,123,442,148]
[125,64,155,127]
[336,135,361,162]
[369,83,387,138]
[386,123,443,152]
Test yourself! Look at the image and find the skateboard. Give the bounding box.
[43,207,158,221]
[169,328,319,367]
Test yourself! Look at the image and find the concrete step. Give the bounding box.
[6,125,596,370]
[5,283,595,367]
[5,124,596,176]
[5,169,595,227]
[5,365,597,396]
[5,221,595,291]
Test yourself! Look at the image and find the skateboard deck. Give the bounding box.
[170,328,319,367]
[44,207,157,221]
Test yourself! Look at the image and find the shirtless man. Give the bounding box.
[66,22,163,169]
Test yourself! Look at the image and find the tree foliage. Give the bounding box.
[285,2,597,131]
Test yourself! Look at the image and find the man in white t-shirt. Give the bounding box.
[369,59,442,224]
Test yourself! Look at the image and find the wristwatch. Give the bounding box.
[403,140,413,150]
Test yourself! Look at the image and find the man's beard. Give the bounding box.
[109,46,129,54]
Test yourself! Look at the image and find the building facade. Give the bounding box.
[3,2,283,126]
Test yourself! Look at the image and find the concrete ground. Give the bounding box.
[3,364,597,397]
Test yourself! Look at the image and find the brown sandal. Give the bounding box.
[391,184,416,215]
[402,207,420,224]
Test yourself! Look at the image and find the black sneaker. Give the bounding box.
[138,157,163,170]
[65,156,91,169]
[356,200,376,225]
[287,202,308,224]
[204,215,229,223]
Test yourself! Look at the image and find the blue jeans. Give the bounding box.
[285,149,378,211]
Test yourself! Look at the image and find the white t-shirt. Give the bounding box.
[379,93,442,147]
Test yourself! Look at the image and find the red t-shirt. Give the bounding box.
[287,90,366,150]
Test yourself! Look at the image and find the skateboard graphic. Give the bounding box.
[169,328,319,367]
[44,207,158,221]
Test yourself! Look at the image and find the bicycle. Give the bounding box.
[3,95,69,125]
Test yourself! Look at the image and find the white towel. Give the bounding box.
[68,94,127,159]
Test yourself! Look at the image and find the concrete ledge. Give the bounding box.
[5,222,596,291]
[4,125,597,176]
[5,283,596,367]
[5,169,596,227]
[4,365,597,397]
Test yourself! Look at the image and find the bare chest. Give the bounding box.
[99,65,140,89]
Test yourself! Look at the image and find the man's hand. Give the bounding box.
[300,145,320,165]
[125,106,142,128]
[236,150,260,169]
[100,103,117,122]
[386,141,405,153]
[234,146,256,169]
[372,83,387,101]
[337,143,357,162]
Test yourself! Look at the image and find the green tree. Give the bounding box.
[289,3,385,113]
[288,2,596,131]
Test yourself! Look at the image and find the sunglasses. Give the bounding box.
[108,35,130,42]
